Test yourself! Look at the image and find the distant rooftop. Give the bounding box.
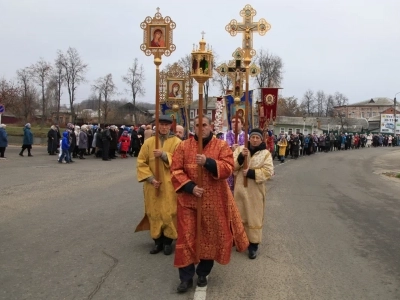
[338,97,394,107]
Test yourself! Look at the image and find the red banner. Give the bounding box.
[259,88,279,129]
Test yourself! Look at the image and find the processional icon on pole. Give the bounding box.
[140,7,176,196]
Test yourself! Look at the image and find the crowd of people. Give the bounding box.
[0,117,398,294]
[260,132,400,164]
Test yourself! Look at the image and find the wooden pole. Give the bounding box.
[185,106,190,139]
[154,55,161,197]
[171,114,176,133]
[234,110,239,144]
[243,57,250,187]
[196,81,204,262]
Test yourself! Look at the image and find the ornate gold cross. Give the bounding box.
[225,4,271,58]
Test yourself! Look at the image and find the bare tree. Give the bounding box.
[93,74,117,122]
[31,58,52,126]
[59,47,88,123]
[203,79,211,110]
[212,51,232,95]
[301,89,315,115]
[45,76,58,117]
[325,94,335,117]
[277,96,302,117]
[315,90,326,117]
[333,92,349,107]
[122,58,145,124]
[54,52,65,124]
[254,49,283,88]
[16,68,37,122]
[212,70,232,95]
[0,79,20,115]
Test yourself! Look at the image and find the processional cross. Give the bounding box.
[225,4,270,187]
[225,4,271,59]
[216,48,246,100]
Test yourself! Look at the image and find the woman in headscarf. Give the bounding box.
[0,124,8,159]
[47,125,58,155]
[233,128,274,259]
[19,123,34,157]
[277,135,287,163]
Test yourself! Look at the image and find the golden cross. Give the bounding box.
[225,5,271,55]
[201,31,206,39]
[156,7,160,13]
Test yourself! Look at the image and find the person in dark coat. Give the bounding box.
[94,127,103,158]
[138,125,145,145]
[19,123,34,157]
[69,125,77,159]
[109,126,118,159]
[101,124,111,161]
[47,125,58,155]
[86,125,93,155]
[325,133,330,152]
[130,128,141,157]
[78,125,88,159]
[291,134,300,159]
[0,124,8,159]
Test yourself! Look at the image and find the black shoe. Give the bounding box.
[28,154,33,157]
[102,159,111,161]
[177,279,193,293]
[163,245,172,255]
[149,244,163,254]
[19,153,23,157]
[197,275,208,287]
[248,249,257,259]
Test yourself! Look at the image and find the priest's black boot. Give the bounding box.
[177,279,193,293]
[248,243,258,259]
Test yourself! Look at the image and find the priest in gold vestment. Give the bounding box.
[171,115,249,293]
[136,115,182,255]
[233,128,274,259]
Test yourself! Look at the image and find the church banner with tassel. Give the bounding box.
[161,103,187,128]
[225,90,253,131]
[259,87,280,129]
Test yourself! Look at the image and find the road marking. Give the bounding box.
[194,285,207,300]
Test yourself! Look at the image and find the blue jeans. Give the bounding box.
[58,149,70,162]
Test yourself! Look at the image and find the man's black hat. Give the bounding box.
[157,115,173,124]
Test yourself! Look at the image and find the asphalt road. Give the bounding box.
[0,145,399,300]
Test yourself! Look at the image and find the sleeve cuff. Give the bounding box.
[181,181,196,194]
[246,169,256,180]
[237,153,245,165]
[146,176,154,183]
[160,152,168,163]
[204,157,218,177]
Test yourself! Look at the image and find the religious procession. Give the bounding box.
[134,5,278,294]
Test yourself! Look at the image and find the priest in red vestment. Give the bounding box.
[170,115,249,293]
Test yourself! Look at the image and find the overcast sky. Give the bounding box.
[1,0,400,106]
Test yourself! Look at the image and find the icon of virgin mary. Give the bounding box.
[150,28,165,47]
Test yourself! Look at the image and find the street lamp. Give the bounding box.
[303,115,306,134]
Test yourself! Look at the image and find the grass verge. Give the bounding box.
[5,126,49,138]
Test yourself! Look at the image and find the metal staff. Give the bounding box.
[191,32,213,262]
